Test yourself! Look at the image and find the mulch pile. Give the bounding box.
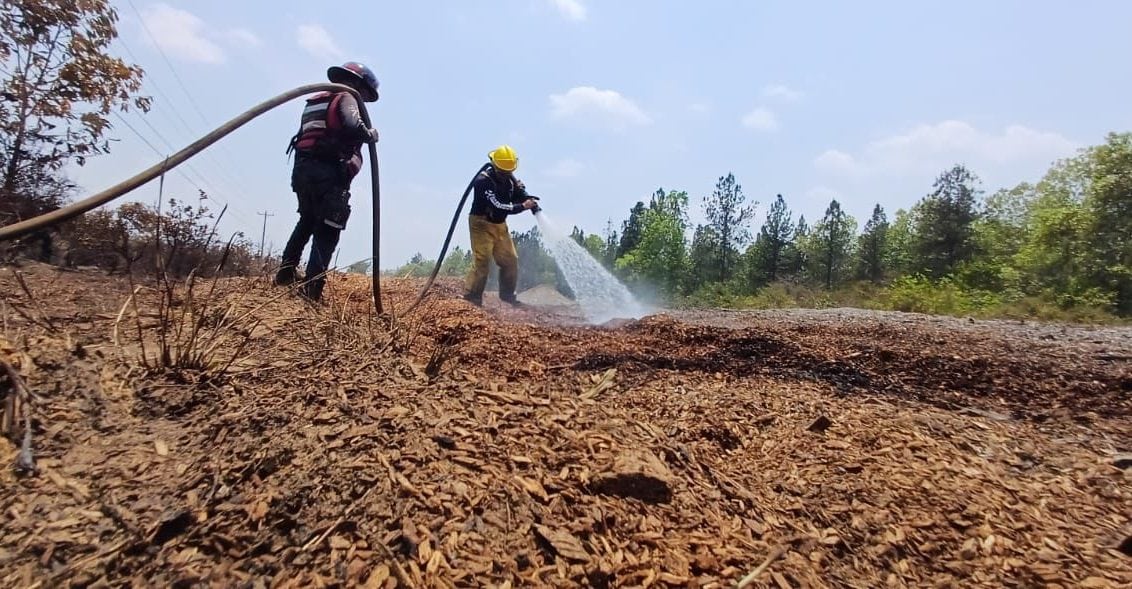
[1,263,1130,587]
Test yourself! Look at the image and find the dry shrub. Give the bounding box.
[116,202,261,379]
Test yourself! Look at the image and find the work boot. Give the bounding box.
[462,293,482,307]
[274,266,298,286]
[499,293,524,308]
[299,280,325,304]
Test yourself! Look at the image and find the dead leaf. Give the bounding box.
[516,476,550,502]
[154,440,169,456]
[581,368,617,399]
[534,525,590,563]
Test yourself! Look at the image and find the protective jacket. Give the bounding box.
[286,91,373,179]
[469,168,532,223]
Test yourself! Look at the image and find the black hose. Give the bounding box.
[0,82,384,315]
[360,114,383,315]
[403,163,492,313]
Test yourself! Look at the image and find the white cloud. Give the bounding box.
[546,158,585,178]
[140,4,225,64]
[741,107,778,131]
[550,0,587,21]
[224,28,262,48]
[762,84,804,102]
[549,86,652,130]
[814,149,858,176]
[297,24,346,61]
[814,120,1079,179]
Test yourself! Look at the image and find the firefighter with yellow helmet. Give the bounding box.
[462,145,540,307]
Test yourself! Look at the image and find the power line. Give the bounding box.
[126,0,213,128]
[112,110,254,224]
[115,36,259,205]
[122,1,265,198]
[121,108,249,217]
[110,111,255,227]
[109,31,263,228]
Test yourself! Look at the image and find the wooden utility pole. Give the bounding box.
[257,210,273,257]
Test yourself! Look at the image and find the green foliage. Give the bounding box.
[913,165,982,278]
[439,245,472,277]
[701,172,755,281]
[602,219,619,268]
[513,227,569,294]
[570,226,607,262]
[616,201,647,258]
[856,204,888,282]
[390,253,434,278]
[1081,132,1132,313]
[390,247,472,279]
[803,199,857,289]
[783,215,809,279]
[615,189,689,297]
[884,275,1002,315]
[885,208,915,275]
[689,224,721,285]
[746,193,793,288]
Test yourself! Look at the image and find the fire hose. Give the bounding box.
[0,83,385,315]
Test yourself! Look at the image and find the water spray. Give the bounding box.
[534,211,650,324]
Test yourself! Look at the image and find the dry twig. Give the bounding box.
[301,485,375,552]
[1,358,36,474]
[736,546,787,588]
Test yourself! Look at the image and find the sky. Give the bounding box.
[64,0,1132,270]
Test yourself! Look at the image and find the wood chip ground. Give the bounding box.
[1,263,1130,587]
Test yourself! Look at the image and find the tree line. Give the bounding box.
[596,132,1132,318]
[398,132,1131,320]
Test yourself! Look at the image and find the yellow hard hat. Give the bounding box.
[488,144,519,172]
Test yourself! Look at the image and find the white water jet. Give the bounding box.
[534,211,651,324]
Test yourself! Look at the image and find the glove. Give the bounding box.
[366,127,380,144]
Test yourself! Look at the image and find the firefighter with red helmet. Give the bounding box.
[275,61,380,302]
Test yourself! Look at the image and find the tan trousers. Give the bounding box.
[464,214,519,299]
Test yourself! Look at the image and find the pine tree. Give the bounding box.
[752,194,793,284]
[617,201,648,258]
[703,173,756,281]
[856,204,889,282]
[782,215,809,279]
[914,164,982,277]
[805,200,857,289]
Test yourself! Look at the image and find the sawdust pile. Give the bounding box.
[1,264,1130,588]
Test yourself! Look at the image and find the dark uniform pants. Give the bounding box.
[280,155,352,294]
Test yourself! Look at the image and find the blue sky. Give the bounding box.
[66,0,1132,269]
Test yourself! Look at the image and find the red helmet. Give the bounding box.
[327,61,380,102]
